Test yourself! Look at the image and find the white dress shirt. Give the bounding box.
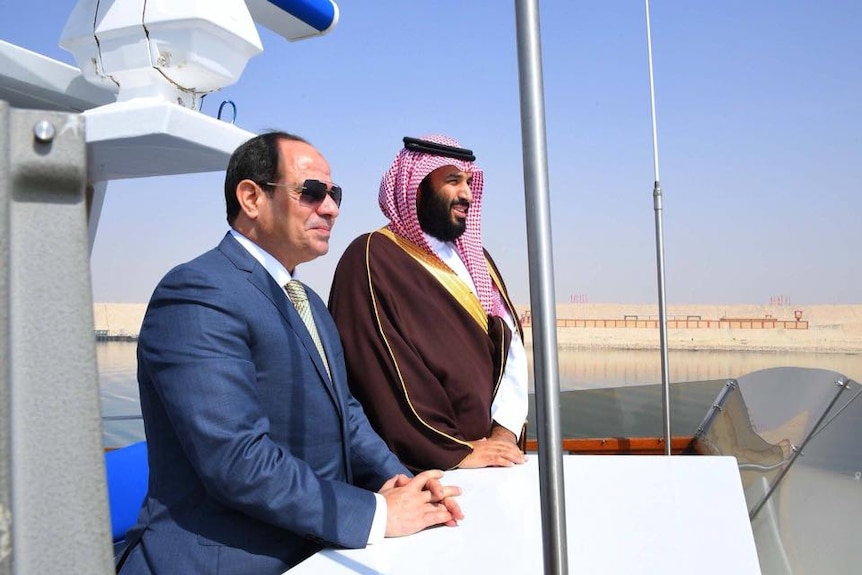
[424,234,529,438]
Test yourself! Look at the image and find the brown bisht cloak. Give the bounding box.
[329,229,521,473]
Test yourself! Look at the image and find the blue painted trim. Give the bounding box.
[265,0,336,32]
[105,441,149,542]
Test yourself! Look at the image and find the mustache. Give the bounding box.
[306,217,333,230]
[451,199,471,209]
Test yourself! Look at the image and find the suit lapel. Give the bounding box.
[218,234,341,411]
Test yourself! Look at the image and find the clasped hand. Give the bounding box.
[380,470,463,537]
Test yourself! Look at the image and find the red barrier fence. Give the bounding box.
[520,315,809,330]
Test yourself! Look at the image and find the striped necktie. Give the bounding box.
[284,280,331,380]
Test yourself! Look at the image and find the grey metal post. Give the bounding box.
[0,102,114,574]
[513,2,568,573]
[644,0,673,455]
[1,102,11,575]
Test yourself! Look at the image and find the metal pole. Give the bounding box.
[0,102,114,574]
[513,2,567,573]
[749,377,851,520]
[0,102,11,575]
[644,0,673,455]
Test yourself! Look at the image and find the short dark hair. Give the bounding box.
[224,131,309,225]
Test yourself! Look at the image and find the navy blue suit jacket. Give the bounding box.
[121,233,408,574]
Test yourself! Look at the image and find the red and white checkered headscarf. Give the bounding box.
[379,134,503,316]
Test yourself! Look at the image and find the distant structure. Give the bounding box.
[769,295,791,306]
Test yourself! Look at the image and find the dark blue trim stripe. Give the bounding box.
[265,0,336,32]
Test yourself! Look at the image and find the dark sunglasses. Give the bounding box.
[266,179,342,207]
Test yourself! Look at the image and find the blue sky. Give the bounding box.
[2,1,860,305]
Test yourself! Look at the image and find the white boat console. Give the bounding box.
[291,455,761,574]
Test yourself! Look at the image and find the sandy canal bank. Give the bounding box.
[93,302,862,354]
[518,303,862,354]
[92,303,146,340]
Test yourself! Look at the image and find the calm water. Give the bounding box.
[98,341,862,445]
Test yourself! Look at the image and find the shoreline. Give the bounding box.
[518,303,862,354]
[93,302,862,354]
[542,342,862,355]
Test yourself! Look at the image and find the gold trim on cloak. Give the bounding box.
[375,227,489,333]
[364,231,473,459]
[366,228,523,463]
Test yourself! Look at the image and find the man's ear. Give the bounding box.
[236,180,263,219]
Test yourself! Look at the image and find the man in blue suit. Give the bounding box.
[119,132,463,574]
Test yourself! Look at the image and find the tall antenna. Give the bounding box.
[644,0,673,455]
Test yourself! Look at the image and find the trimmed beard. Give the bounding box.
[417,179,468,242]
